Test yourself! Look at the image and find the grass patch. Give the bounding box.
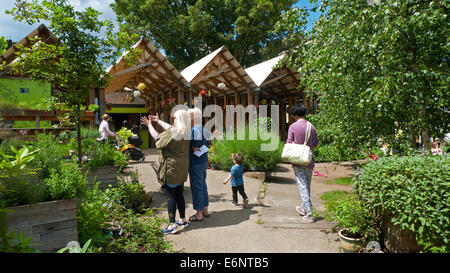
[325,177,353,185]
[321,190,351,202]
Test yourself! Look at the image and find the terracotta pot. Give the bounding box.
[338,229,366,253]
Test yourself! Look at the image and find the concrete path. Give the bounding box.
[130,149,355,253]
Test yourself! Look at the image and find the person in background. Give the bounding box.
[97,114,116,145]
[287,104,319,223]
[141,110,190,234]
[123,120,132,130]
[431,142,443,156]
[223,153,249,208]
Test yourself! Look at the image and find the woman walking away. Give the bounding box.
[141,110,191,234]
[287,104,319,223]
[187,107,211,222]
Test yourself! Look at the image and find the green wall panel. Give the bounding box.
[0,78,51,107]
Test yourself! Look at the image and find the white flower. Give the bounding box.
[367,0,381,6]
[66,241,81,253]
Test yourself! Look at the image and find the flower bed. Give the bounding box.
[1,133,170,253]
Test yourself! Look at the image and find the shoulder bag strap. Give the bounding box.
[304,121,311,145]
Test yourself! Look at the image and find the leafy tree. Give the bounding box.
[111,0,296,69]
[5,0,138,165]
[0,37,7,55]
[276,0,449,151]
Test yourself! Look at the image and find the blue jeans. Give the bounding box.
[293,166,313,216]
[189,162,209,211]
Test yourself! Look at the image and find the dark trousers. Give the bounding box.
[232,184,248,203]
[163,184,186,223]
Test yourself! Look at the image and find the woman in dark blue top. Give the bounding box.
[187,108,210,221]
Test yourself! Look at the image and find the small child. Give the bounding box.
[223,153,249,208]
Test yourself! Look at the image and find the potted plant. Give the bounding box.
[322,193,375,253]
[167,98,176,107]
[105,99,113,110]
[88,104,99,113]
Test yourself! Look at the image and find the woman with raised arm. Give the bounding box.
[141,110,191,234]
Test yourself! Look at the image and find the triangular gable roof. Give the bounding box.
[180,46,257,96]
[0,24,60,67]
[245,54,285,86]
[180,46,224,83]
[245,54,302,102]
[106,38,187,99]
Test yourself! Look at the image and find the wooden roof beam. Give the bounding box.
[141,42,184,86]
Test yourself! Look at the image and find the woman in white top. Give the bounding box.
[97,114,116,144]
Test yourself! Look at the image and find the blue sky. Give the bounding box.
[1,0,321,42]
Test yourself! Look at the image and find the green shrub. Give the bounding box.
[77,182,170,253]
[0,138,28,155]
[212,126,283,172]
[30,134,67,179]
[307,113,368,162]
[353,155,450,253]
[77,182,112,245]
[103,209,172,253]
[0,146,46,207]
[321,191,378,240]
[117,128,134,144]
[1,175,47,207]
[59,127,100,141]
[44,162,88,201]
[113,173,152,213]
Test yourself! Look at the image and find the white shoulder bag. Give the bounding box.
[281,121,313,166]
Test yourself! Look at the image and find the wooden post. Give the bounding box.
[288,96,294,125]
[154,96,159,116]
[280,102,286,140]
[36,116,40,129]
[188,88,193,107]
[178,86,184,105]
[234,91,239,105]
[247,89,253,106]
[161,91,166,122]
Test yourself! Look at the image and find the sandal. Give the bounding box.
[189,214,204,222]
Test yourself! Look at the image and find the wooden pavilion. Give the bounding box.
[105,39,312,140]
[105,38,188,124]
[245,54,313,139]
[180,46,258,109]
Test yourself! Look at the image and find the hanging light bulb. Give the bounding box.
[218,82,226,90]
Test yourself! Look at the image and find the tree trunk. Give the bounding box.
[421,127,431,153]
[76,104,83,167]
[408,125,417,149]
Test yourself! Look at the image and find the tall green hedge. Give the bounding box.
[210,127,283,172]
[353,155,450,253]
